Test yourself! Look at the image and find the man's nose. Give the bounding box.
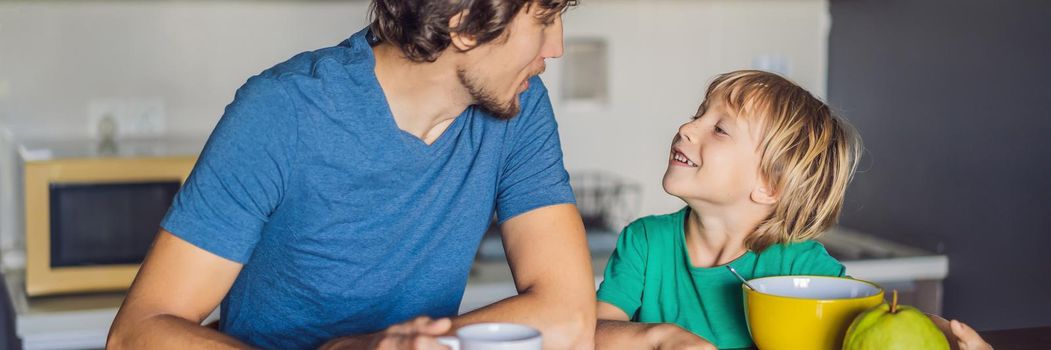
[542,17,565,59]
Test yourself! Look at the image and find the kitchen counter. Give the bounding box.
[465,225,949,314]
[2,270,218,350]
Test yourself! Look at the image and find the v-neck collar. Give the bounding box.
[352,28,470,157]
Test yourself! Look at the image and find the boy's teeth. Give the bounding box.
[673,152,696,166]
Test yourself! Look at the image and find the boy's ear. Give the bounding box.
[751,179,779,205]
[448,10,478,51]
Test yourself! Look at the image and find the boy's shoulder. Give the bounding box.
[757,239,845,276]
[622,207,689,239]
[758,240,839,262]
[763,240,830,255]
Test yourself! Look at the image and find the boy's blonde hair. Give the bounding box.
[699,70,862,252]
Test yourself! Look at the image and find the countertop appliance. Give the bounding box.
[10,137,198,297]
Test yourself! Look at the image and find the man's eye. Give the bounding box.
[537,15,556,27]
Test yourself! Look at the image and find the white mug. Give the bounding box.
[437,322,542,350]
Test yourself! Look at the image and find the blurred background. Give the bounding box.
[0,0,1048,348]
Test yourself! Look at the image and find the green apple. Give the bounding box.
[843,291,950,350]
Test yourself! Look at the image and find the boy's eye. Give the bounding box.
[715,125,728,135]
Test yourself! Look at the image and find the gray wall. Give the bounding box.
[829,0,1051,330]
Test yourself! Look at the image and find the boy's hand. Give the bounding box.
[950,319,993,350]
[646,323,717,350]
[928,314,993,350]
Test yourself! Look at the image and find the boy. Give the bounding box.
[593,70,991,349]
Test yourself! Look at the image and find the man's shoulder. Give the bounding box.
[521,76,551,110]
[254,29,372,87]
[523,75,550,98]
[500,76,552,122]
[237,34,380,119]
[260,44,361,82]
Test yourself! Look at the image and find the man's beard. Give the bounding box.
[457,68,520,120]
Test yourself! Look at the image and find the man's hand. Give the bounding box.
[646,324,717,350]
[320,317,453,350]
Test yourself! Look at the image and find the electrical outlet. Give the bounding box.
[87,98,166,138]
[0,80,10,99]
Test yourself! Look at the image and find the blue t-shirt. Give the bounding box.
[161,28,575,349]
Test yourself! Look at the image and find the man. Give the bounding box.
[107,0,596,349]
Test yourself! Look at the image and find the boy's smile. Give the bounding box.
[663,100,765,206]
[671,148,698,167]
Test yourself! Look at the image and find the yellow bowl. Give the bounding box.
[744,276,884,350]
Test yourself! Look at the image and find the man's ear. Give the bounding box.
[750,178,779,205]
[448,10,477,51]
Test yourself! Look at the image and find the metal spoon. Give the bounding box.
[726,266,757,290]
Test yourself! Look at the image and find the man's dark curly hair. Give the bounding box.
[369,0,578,62]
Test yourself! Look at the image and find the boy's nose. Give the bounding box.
[677,122,697,143]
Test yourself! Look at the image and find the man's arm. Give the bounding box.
[107,229,251,349]
[454,203,596,350]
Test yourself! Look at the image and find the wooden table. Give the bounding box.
[721,326,1050,350]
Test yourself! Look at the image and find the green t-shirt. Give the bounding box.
[596,207,846,349]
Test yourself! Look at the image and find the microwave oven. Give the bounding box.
[15,138,198,296]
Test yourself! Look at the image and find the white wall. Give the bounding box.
[0,0,828,251]
[549,0,830,221]
[0,1,371,139]
[0,1,371,255]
